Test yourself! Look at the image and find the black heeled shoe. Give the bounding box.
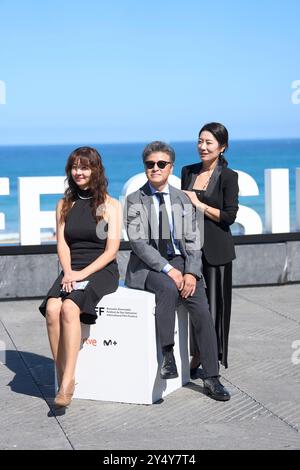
[190,354,201,380]
[190,362,201,380]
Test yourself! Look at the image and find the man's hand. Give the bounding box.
[180,273,197,298]
[167,268,184,290]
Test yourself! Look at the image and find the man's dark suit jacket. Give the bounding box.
[181,161,239,266]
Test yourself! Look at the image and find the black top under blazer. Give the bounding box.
[181,161,239,266]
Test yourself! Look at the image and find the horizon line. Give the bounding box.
[1,136,300,147]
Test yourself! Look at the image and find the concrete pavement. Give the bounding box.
[0,284,299,450]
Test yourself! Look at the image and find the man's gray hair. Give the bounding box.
[142,141,175,163]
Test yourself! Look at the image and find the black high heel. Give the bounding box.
[190,362,201,380]
[190,353,201,380]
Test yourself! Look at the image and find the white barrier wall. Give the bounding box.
[73,287,190,404]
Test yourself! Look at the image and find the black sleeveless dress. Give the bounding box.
[39,191,119,324]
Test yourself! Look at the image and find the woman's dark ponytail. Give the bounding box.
[218,152,228,167]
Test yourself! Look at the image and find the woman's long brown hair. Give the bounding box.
[60,146,108,224]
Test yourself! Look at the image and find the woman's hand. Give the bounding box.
[61,270,85,293]
[183,190,206,211]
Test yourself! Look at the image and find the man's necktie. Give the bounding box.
[155,192,175,259]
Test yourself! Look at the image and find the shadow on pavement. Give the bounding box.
[5,350,55,399]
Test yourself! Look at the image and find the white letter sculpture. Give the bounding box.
[296,168,300,231]
[265,169,290,233]
[0,178,10,230]
[230,170,262,235]
[19,176,65,245]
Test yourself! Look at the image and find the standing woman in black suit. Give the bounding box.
[181,122,239,375]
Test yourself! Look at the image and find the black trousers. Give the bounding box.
[145,256,219,378]
[190,258,232,368]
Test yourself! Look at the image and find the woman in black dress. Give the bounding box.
[181,123,239,376]
[39,146,120,407]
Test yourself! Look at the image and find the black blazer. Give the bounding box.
[181,161,239,266]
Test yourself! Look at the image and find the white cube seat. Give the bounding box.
[73,286,190,404]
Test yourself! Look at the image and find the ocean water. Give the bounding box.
[0,139,299,241]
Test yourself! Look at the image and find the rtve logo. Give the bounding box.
[95,306,105,316]
[103,339,118,346]
[82,337,97,346]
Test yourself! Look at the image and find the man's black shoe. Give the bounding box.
[160,350,178,379]
[203,377,231,401]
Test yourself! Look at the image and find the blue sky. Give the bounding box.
[0,0,300,144]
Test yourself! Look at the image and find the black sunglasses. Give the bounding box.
[144,160,172,169]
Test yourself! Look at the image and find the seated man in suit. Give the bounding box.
[125,141,230,401]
